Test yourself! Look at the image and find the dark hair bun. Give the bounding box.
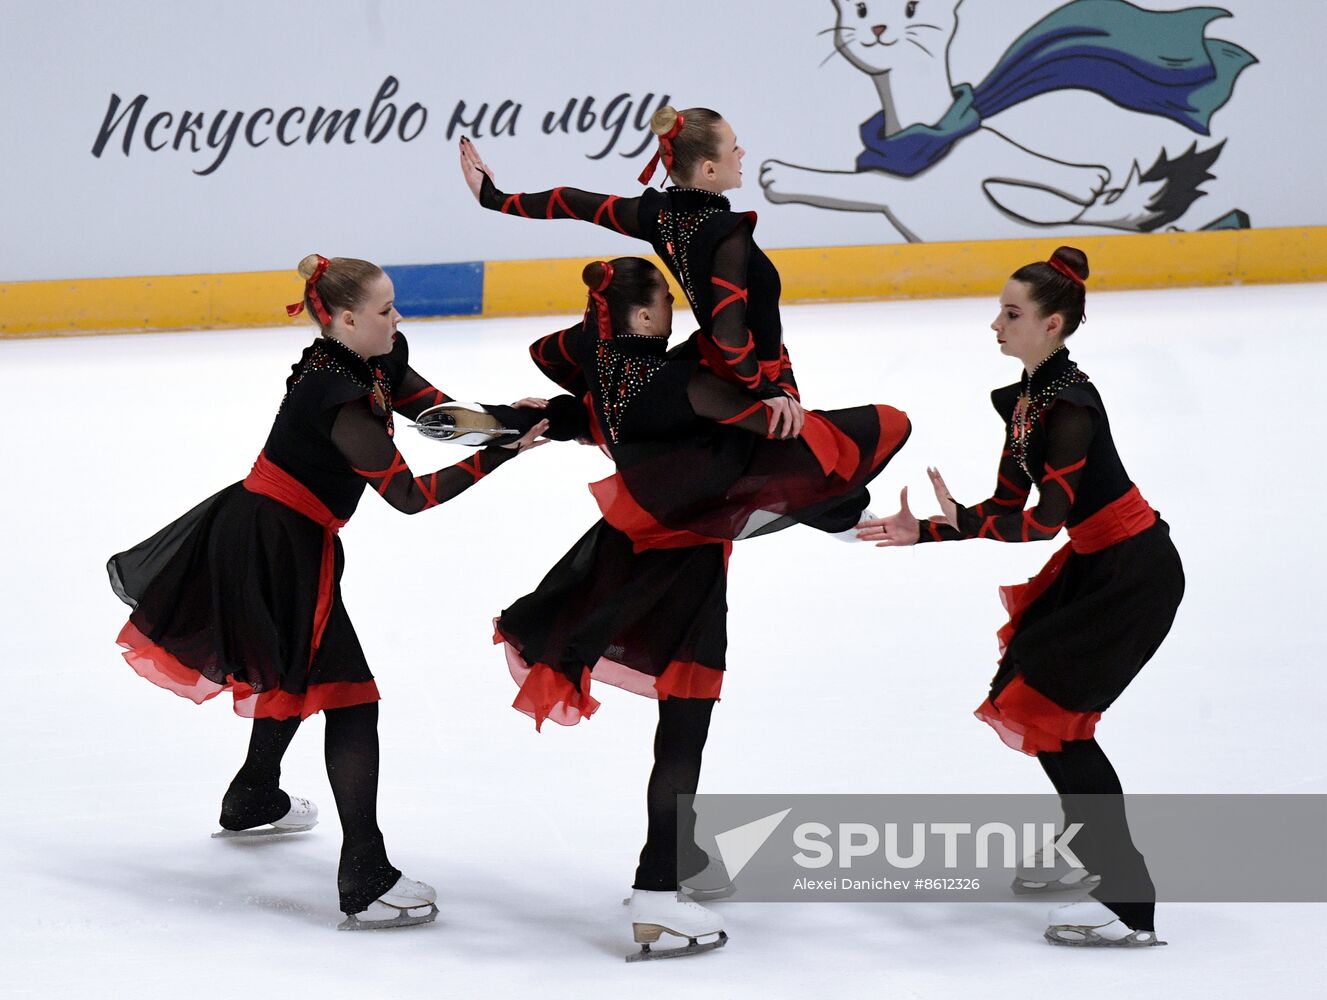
[1050,246,1090,282]
[582,260,610,290]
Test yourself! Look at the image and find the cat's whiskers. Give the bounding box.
[905,23,945,34]
[905,36,935,57]
[818,38,854,68]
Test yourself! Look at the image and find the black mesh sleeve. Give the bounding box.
[919,401,1093,543]
[479,175,642,238]
[392,366,454,421]
[710,223,785,400]
[331,397,516,515]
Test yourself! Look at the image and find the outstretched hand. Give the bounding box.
[856,487,920,546]
[927,466,958,528]
[502,418,550,453]
[459,136,494,202]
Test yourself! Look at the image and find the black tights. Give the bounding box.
[634,697,716,891]
[1037,738,1155,931]
[220,702,400,914]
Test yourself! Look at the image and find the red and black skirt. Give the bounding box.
[977,488,1185,755]
[495,519,730,730]
[596,403,912,551]
[108,475,379,720]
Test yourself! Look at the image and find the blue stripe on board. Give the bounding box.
[384,261,484,317]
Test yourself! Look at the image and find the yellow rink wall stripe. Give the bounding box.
[3,226,1324,338]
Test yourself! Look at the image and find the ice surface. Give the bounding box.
[2,284,1323,998]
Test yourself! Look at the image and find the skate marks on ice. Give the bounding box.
[760,0,1256,240]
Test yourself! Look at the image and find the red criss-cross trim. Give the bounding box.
[1021,508,1062,542]
[501,193,530,218]
[395,385,446,409]
[710,277,749,317]
[718,400,766,427]
[978,516,1007,541]
[352,451,411,497]
[458,454,485,482]
[414,472,441,510]
[1042,457,1086,504]
[592,195,627,234]
[927,520,945,542]
[548,187,580,220]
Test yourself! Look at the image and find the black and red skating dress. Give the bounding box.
[496,320,909,729]
[109,333,518,719]
[477,178,888,499]
[918,347,1185,753]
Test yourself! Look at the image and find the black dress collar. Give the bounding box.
[666,186,731,211]
[1024,346,1073,396]
[608,334,670,358]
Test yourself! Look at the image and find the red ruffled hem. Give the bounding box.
[974,676,1101,756]
[116,620,380,720]
[495,626,723,731]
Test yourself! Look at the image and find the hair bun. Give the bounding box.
[582,260,609,290]
[650,106,680,138]
[297,253,324,280]
[1050,246,1090,282]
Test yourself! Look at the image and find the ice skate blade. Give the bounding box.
[1044,925,1166,948]
[211,821,317,839]
[1011,873,1101,896]
[338,902,438,931]
[416,404,518,445]
[626,929,728,962]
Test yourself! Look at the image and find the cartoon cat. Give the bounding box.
[760,0,1255,241]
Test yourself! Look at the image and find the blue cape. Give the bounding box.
[857,0,1256,176]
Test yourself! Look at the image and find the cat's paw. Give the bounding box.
[1060,163,1112,205]
[759,159,807,203]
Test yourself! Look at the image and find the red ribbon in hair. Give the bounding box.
[286,255,332,325]
[1047,257,1085,286]
[637,113,686,186]
[586,261,615,341]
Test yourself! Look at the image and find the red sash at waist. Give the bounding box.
[243,451,347,667]
[1066,484,1156,555]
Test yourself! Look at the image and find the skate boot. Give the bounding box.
[1044,900,1165,947]
[416,402,520,446]
[833,509,877,542]
[679,855,736,902]
[626,889,728,962]
[213,792,318,839]
[1011,844,1100,895]
[338,875,438,931]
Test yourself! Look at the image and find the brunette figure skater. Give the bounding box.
[108,254,546,930]
[497,258,907,960]
[859,247,1183,947]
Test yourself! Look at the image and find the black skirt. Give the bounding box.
[978,519,1184,754]
[109,483,378,720]
[495,520,729,730]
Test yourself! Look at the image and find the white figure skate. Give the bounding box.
[626,889,727,962]
[679,855,736,902]
[338,875,438,931]
[1044,900,1165,947]
[415,402,520,446]
[211,795,318,839]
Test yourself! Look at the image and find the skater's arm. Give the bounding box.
[775,345,800,401]
[529,328,589,395]
[331,397,543,514]
[393,367,454,421]
[709,222,785,401]
[478,174,643,237]
[919,403,1092,543]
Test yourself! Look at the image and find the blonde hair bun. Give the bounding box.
[297,253,324,280]
[650,106,680,138]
